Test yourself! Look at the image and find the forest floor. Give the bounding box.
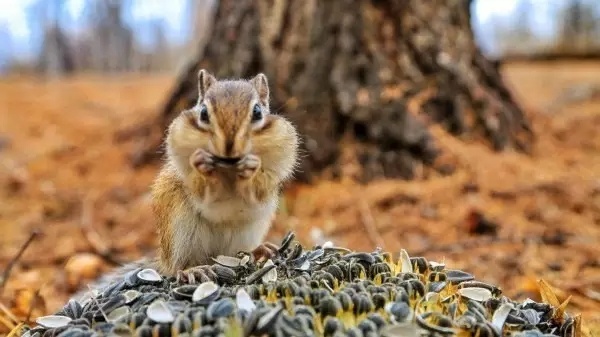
[0,61,599,334]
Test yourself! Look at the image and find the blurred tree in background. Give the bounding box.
[149,0,533,183]
[1,0,599,182]
[3,0,213,75]
[490,0,600,59]
[2,0,599,74]
[558,0,600,54]
[37,0,74,75]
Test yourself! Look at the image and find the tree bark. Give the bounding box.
[37,25,75,76]
[137,0,534,183]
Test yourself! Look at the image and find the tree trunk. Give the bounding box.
[136,0,534,183]
[37,25,75,76]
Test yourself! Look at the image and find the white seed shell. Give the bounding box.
[123,290,140,303]
[262,259,277,283]
[522,298,536,305]
[35,315,72,328]
[300,260,310,271]
[322,241,334,249]
[240,255,250,266]
[192,281,219,302]
[147,300,175,323]
[491,302,514,331]
[425,292,439,302]
[107,306,131,322]
[399,249,412,273]
[458,287,493,302]
[137,268,162,282]
[236,288,256,312]
[429,261,446,271]
[213,255,242,267]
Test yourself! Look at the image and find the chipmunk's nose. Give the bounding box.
[225,139,234,157]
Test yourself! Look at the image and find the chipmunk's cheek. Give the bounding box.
[254,115,274,135]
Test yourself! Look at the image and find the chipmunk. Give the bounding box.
[73,70,299,298]
[151,69,299,282]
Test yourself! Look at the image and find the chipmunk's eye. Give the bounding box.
[199,103,209,123]
[251,104,262,122]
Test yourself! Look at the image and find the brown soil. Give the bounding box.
[0,61,599,334]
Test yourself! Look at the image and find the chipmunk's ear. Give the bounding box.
[251,73,269,107]
[197,69,216,100]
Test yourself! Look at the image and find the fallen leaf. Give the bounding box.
[64,253,105,290]
[11,288,46,319]
[553,295,572,323]
[538,279,561,307]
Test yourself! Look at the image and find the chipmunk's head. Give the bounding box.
[182,69,272,162]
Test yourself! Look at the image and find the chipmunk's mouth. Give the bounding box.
[213,155,241,166]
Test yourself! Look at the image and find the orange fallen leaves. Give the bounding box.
[64,253,106,291]
[537,279,588,337]
[1,62,600,323]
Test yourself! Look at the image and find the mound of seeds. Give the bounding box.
[24,232,578,337]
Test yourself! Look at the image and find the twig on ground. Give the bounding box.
[88,285,108,322]
[0,314,15,330]
[7,322,24,337]
[0,302,19,325]
[0,230,41,291]
[357,199,385,249]
[26,288,43,322]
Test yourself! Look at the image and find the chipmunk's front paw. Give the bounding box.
[237,154,261,179]
[176,265,218,284]
[251,242,279,263]
[190,148,215,175]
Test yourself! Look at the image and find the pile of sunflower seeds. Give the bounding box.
[24,232,578,337]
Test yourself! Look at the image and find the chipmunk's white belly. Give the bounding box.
[170,195,278,269]
[198,196,277,226]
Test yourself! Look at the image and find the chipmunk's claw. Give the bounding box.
[237,154,261,179]
[251,242,279,262]
[176,265,218,284]
[190,148,215,175]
